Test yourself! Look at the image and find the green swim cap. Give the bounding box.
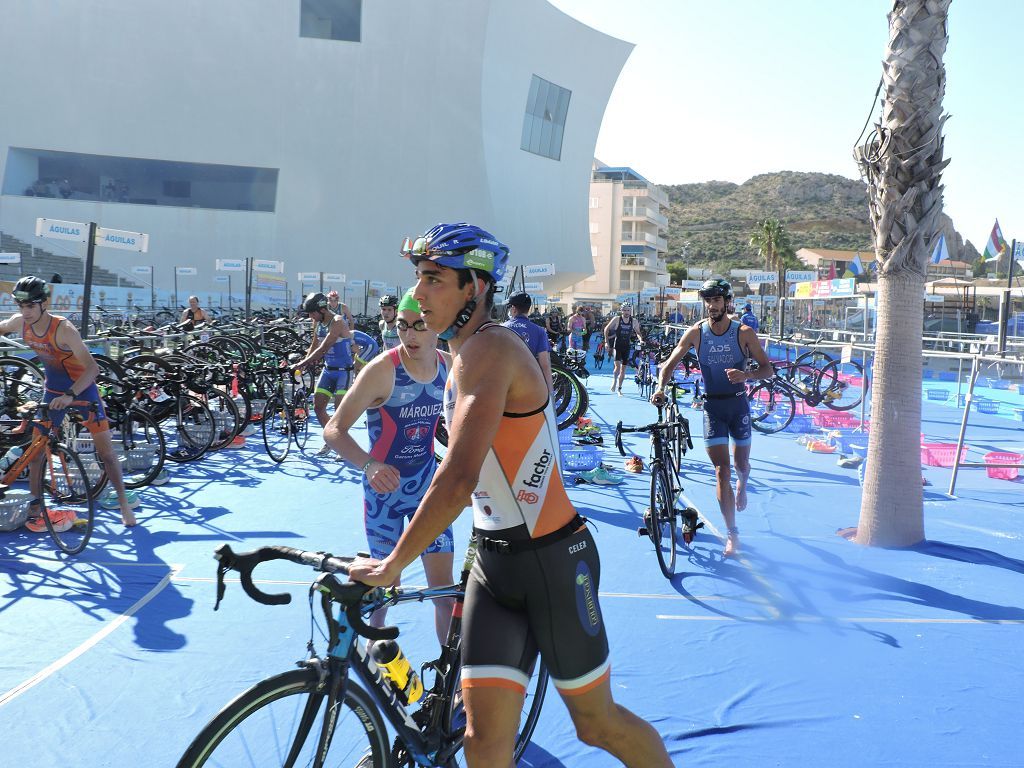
[397,288,421,314]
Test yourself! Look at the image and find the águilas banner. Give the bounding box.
[253,259,284,274]
[216,258,245,271]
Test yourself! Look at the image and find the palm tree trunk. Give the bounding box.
[854,0,951,547]
[858,274,924,546]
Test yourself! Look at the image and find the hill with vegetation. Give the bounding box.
[660,170,978,275]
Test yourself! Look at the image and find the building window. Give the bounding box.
[589,221,599,234]
[520,75,571,161]
[300,0,361,42]
[589,197,599,208]
[3,147,278,212]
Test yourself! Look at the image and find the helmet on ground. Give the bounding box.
[401,222,509,283]
[12,275,49,303]
[379,294,398,308]
[301,292,329,313]
[698,279,733,301]
[397,288,421,314]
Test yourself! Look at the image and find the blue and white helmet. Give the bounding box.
[401,222,509,283]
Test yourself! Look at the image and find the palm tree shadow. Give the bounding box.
[782,534,1024,622]
[912,540,1024,576]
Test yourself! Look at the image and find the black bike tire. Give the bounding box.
[121,408,167,488]
[42,443,95,555]
[262,395,290,463]
[202,387,241,451]
[650,462,676,578]
[0,356,45,418]
[747,380,796,434]
[162,393,216,463]
[788,350,834,385]
[175,668,389,768]
[291,390,310,451]
[815,358,866,412]
[551,364,589,431]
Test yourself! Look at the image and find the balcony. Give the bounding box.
[621,254,655,269]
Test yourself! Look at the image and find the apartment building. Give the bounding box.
[558,161,670,313]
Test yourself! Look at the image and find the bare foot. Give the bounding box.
[724,529,739,557]
[735,470,749,511]
[121,507,138,527]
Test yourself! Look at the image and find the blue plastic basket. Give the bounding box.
[975,399,1000,415]
[561,445,601,471]
[926,388,948,402]
[850,442,868,459]
[558,429,575,445]
[787,414,815,433]
[990,379,1011,390]
[937,371,957,382]
[1014,408,1024,423]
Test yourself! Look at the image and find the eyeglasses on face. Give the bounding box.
[396,318,429,332]
[15,299,41,308]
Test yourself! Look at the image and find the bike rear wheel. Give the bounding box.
[815,359,866,411]
[747,380,796,434]
[650,463,677,578]
[176,669,388,767]
[551,364,589,431]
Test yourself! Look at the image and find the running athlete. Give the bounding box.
[502,291,552,394]
[326,289,354,329]
[294,292,355,458]
[324,289,453,643]
[652,279,772,557]
[378,294,400,351]
[567,305,587,351]
[0,276,138,526]
[603,302,644,395]
[350,223,671,768]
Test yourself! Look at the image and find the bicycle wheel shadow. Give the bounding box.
[0,523,193,654]
[517,743,569,767]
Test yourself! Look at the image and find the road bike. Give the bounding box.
[615,386,701,578]
[0,402,95,555]
[262,363,312,463]
[178,538,547,767]
[746,356,866,435]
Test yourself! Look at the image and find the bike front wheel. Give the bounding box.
[42,444,95,555]
[815,359,866,411]
[176,669,389,768]
[261,395,291,463]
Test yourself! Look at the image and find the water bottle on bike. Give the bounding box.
[370,639,424,705]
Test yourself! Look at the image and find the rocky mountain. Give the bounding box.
[661,171,978,272]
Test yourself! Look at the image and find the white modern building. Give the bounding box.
[0,0,631,308]
[557,161,670,313]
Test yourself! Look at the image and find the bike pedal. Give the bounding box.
[636,526,649,538]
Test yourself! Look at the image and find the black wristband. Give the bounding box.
[64,389,75,398]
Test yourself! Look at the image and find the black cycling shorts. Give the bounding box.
[613,342,632,363]
[461,526,610,697]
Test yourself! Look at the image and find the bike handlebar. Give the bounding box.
[213,544,399,642]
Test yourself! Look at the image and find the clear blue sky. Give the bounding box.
[548,0,1023,256]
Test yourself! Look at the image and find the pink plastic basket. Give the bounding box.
[920,442,968,467]
[983,451,1022,481]
[811,411,859,429]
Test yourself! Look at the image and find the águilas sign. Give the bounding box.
[253,259,284,274]
[216,259,245,271]
[95,226,149,252]
[35,217,88,242]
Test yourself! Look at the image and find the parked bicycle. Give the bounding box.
[262,362,312,463]
[0,402,95,554]
[178,538,546,767]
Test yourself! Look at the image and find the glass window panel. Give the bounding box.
[300,0,361,42]
[520,75,571,161]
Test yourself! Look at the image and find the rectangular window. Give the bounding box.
[300,0,361,42]
[520,75,571,161]
[3,147,278,212]
[589,221,599,234]
[589,197,599,209]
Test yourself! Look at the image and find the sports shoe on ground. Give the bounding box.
[25,509,77,533]
[624,455,645,473]
[99,489,141,510]
[317,444,333,457]
[576,466,624,485]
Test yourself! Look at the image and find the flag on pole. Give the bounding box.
[850,252,865,276]
[929,234,949,265]
[827,261,837,280]
[982,219,1008,263]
